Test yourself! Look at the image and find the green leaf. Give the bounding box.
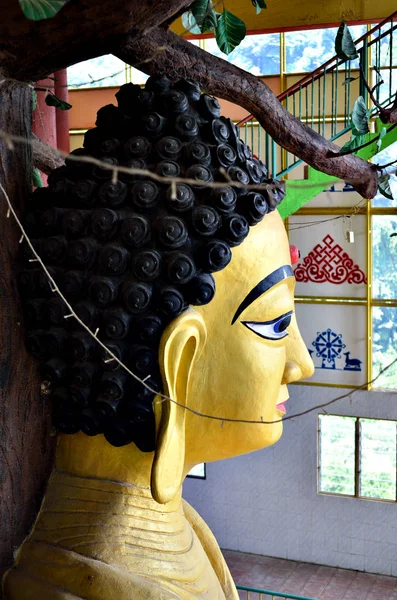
[45,93,72,111]
[184,0,217,34]
[377,127,388,152]
[351,96,370,135]
[202,9,218,32]
[215,9,246,55]
[378,174,394,200]
[190,0,211,27]
[335,21,358,61]
[181,11,201,34]
[188,0,218,33]
[251,0,266,14]
[341,134,366,153]
[32,168,44,188]
[342,76,358,86]
[19,0,69,21]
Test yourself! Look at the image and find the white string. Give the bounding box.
[1,128,369,234]
[0,129,343,195]
[1,173,395,426]
[288,198,368,232]
[0,182,162,399]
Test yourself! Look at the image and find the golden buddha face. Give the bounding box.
[55,208,313,501]
[55,209,313,502]
[183,209,314,465]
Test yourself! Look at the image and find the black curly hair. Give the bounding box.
[19,75,285,452]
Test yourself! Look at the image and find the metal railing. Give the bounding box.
[236,585,317,599]
[238,11,397,179]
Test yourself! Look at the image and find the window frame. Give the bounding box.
[318,414,397,502]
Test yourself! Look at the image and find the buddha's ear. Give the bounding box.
[151,308,207,504]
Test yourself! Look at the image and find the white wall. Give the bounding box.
[183,384,397,575]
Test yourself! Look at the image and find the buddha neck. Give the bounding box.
[52,432,190,546]
[37,432,188,564]
[29,434,227,598]
[56,431,158,489]
[35,469,188,557]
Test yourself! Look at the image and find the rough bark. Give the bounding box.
[360,68,397,125]
[0,0,191,81]
[115,28,379,198]
[379,100,397,124]
[0,0,381,198]
[32,134,65,174]
[0,82,55,582]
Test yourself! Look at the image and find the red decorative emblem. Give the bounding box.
[294,234,367,285]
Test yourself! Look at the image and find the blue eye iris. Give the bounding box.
[274,315,291,334]
[242,311,293,341]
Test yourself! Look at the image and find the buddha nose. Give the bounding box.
[282,361,303,384]
[282,318,314,384]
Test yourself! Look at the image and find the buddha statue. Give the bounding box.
[3,76,314,600]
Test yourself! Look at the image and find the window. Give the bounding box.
[286,27,338,73]
[67,55,127,88]
[204,33,280,76]
[187,463,206,479]
[318,415,397,500]
[127,67,149,86]
[372,144,397,207]
[285,25,366,73]
[318,415,356,496]
[203,25,369,77]
[371,141,397,390]
[68,40,205,89]
[372,306,397,390]
[371,23,397,68]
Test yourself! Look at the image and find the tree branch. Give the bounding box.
[32,134,65,174]
[375,157,397,170]
[328,123,397,159]
[359,66,397,124]
[114,29,378,198]
[0,0,191,81]
[0,3,382,197]
[379,94,397,125]
[360,65,384,111]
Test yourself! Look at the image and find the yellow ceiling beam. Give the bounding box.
[172,0,395,35]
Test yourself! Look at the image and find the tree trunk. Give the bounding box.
[0,0,191,81]
[0,82,55,585]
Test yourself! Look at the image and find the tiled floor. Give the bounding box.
[223,549,397,599]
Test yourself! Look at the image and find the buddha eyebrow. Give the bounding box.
[231,265,294,325]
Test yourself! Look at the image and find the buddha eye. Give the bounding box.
[242,311,293,341]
